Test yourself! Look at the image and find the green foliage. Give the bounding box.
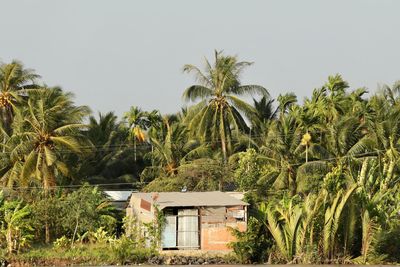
[183,50,268,164]
[53,236,70,249]
[0,195,34,254]
[110,214,157,265]
[59,185,116,243]
[262,197,303,262]
[374,225,400,262]
[3,88,91,189]
[144,158,228,191]
[27,186,117,244]
[11,243,116,265]
[88,227,114,244]
[234,148,264,191]
[111,235,154,265]
[229,216,271,263]
[2,55,400,264]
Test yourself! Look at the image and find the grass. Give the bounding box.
[5,242,154,266]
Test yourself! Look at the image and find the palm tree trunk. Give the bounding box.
[4,106,13,135]
[43,171,52,244]
[219,111,227,163]
[305,145,308,163]
[134,138,137,162]
[219,111,227,191]
[44,192,51,243]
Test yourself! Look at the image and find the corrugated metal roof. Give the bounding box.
[130,191,249,209]
[104,190,134,201]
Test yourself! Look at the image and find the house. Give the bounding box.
[104,190,135,210]
[126,191,248,251]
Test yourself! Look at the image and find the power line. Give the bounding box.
[0,133,383,155]
[1,181,149,191]
[0,149,387,192]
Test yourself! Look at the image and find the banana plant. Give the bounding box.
[0,198,33,254]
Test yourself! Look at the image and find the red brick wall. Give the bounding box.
[200,222,246,250]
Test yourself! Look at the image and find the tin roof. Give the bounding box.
[130,191,249,209]
[104,190,134,201]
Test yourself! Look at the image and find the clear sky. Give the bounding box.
[1,0,399,117]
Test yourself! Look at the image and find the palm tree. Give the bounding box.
[262,197,303,262]
[261,114,302,194]
[322,74,350,123]
[277,93,297,117]
[4,88,91,243]
[123,106,150,162]
[366,94,400,182]
[78,112,127,183]
[143,118,209,181]
[251,96,277,142]
[381,80,400,106]
[253,96,277,122]
[348,158,395,263]
[260,111,327,195]
[0,61,40,132]
[87,112,120,147]
[182,50,268,163]
[322,184,358,260]
[6,88,91,190]
[261,194,324,263]
[0,127,24,187]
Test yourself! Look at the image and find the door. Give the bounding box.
[177,209,199,249]
[162,215,177,248]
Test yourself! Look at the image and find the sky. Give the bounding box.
[1,0,400,117]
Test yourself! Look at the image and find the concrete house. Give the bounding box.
[126,191,248,251]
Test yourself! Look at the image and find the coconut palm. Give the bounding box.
[0,127,25,187]
[123,106,151,162]
[143,118,209,181]
[253,96,277,123]
[182,50,268,163]
[78,112,132,184]
[321,74,350,123]
[276,93,297,117]
[366,96,400,182]
[260,112,327,195]
[381,81,400,106]
[6,88,91,189]
[0,61,40,132]
[251,96,277,143]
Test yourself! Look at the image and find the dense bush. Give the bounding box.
[375,225,400,262]
[229,217,272,263]
[112,235,154,264]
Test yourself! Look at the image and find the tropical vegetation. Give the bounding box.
[0,53,400,264]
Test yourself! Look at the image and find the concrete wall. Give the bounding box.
[126,195,154,224]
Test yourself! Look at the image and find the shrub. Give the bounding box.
[53,236,70,249]
[375,225,400,262]
[88,227,114,244]
[111,236,154,264]
[229,217,272,263]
